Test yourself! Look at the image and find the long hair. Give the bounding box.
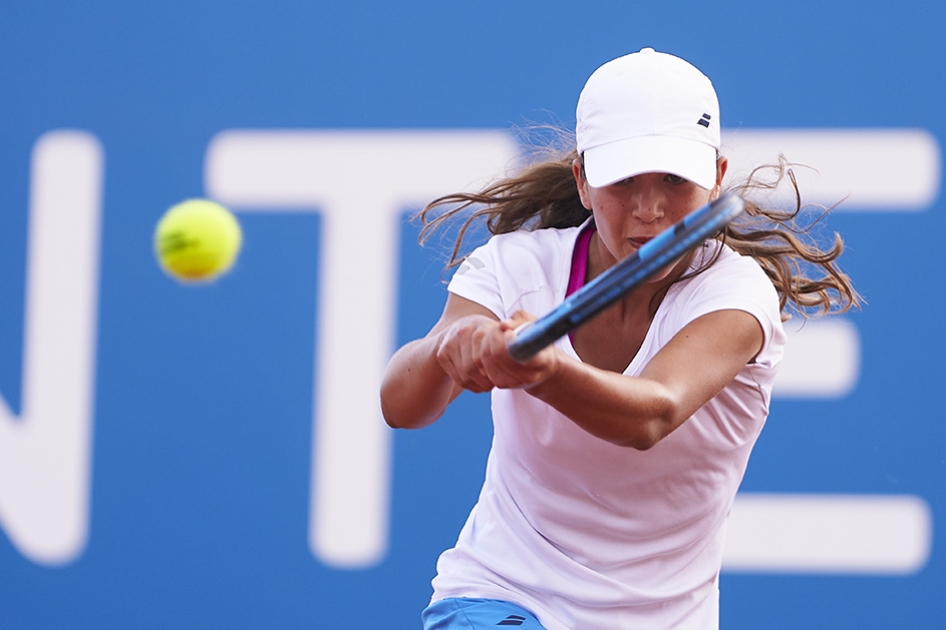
[416,140,861,320]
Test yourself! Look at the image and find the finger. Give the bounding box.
[500,309,536,332]
[465,356,497,392]
[481,331,538,389]
[465,328,503,391]
[437,337,493,393]
[493,337,561,390]
[456,351,495,393]
[444,357,492,393]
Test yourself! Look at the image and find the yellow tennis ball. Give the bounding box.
[154,199,242,283]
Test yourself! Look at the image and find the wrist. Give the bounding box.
[523,351,566,397]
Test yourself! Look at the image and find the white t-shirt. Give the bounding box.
[432,222,786,630]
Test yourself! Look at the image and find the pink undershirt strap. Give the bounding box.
[566,223,596,341]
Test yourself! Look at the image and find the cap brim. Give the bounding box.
[582,135,718,190]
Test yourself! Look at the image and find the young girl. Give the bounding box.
[381,48,859,630]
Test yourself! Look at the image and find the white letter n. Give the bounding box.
[0,130,103,565]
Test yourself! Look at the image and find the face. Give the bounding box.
[573,157,728,278]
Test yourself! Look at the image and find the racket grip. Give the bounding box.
[507,316,573,362]
[507,325,542,362]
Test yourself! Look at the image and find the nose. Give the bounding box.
[629,180,666,223]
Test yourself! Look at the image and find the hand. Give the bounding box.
[434,314,503,393]
[434,310,562,393]
[489,310,562,390]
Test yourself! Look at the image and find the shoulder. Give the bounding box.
[681,241,779,303]
[448,223,587,318]
[456,223,585,279]
[476,223,582,261]
[665,241,786,363]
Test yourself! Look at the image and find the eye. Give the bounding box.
[664,174,686,184]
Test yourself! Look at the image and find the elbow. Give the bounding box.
[379,378,421,429]
[383,412,433,431]
[382,408,404,429]
[614,397,679,451]
[615,426,663,451]
[381,408,414,430]
[380,398,412,430]
[380,395,441,430]
[379,355,455,429]
[629,435,661,451]
[379,387,407,429]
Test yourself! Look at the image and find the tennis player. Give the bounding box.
[381,48,859,630]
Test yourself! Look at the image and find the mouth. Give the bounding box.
[628,236,653,248]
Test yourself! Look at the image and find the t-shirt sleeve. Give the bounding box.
[447,240,506,319]
[673,251,785,369]
[445,228,575,322]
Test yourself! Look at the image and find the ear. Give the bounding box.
[712,156,729,198]
[572,158,593,210]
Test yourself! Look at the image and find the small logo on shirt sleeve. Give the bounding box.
[457,256,486,275]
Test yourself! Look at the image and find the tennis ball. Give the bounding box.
[154,199,242,283]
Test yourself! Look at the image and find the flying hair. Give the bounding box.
[416,129,862,320]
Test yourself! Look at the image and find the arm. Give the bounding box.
[380,293,501,429]
[482,309,764,450]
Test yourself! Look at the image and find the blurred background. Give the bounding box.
[1,1,943,627]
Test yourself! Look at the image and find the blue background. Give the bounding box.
[1,1,944,627]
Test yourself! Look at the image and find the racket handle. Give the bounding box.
[508,317,572,362]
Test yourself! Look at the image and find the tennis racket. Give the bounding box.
[507,191,745,362]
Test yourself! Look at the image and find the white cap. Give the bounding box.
[576,48,720,190]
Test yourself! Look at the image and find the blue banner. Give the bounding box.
[1,2,943,628]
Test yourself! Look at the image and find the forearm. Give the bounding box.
[526,359,678,450]
[381,294,505,429]
[380,335,459,429]
[524,311,763,449]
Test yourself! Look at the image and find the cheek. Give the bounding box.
[692,185,715,205]
[591,199,627,232]
[672,188,713,219]
[591,207,633,259]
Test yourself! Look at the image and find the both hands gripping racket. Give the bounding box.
[507,191,746,362]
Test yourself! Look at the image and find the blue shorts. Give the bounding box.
[422,598,547,629]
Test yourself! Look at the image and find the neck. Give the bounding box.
[587,232,693,319]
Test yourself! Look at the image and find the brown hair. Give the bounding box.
[416,139,861,320]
